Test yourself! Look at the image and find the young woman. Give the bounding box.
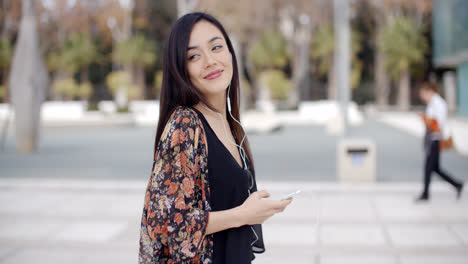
[139,12,292,264]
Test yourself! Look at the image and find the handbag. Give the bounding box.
[440,135,454,151]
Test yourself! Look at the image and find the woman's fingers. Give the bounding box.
[256,190,270,199]
[265,199,292,210]
[242,190,295,224]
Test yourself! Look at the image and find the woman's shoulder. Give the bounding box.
[169,106,201,126]
[164,106,204,134]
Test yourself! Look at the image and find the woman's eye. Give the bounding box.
[188,54,199,60]
[212,45,223,51]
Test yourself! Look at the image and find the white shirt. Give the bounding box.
[425,93,448,140]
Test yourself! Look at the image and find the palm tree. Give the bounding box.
[310,25,335,99]
[310,24,362,100]
[67,33,100,84]
[47,33,99,100]
[248,30,290,102]
[106,70,139,102]
[260,70,292,101]
[378,16,428,110]
[113,33,156,99]
[52,78,92,100]
[0,39,13,102]
[249,30,289,72]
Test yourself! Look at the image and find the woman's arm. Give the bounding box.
[141,108,210,261]
[205,207,243,235]
[205,190,292,235]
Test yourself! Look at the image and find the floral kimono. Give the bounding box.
[139,106,213,263]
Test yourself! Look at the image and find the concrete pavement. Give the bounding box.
[0,178,467,264]
[1,119,467,183]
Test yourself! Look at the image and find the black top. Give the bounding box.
[190,107,265,264]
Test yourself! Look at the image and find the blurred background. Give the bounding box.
[0,0,462,114]
[0,0,468,263]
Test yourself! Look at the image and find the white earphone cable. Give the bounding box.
[200,85,247,169]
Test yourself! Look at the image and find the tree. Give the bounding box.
[67,33,100,84]
[248,30,289,72]
[153,70,163,99]
[106,70,139,104]
[378,16,428,110]
[0,39,13,72]
[48,33,99,76]
[310,25,335,99]
[0,84,6,101]
[260,70,292,101]
[368,0,432,108]
[47,33,99,100]
[0,39,13,101]
[248,30,290,102]
[52,78,92,100]
[9,0,49,152]
[113,33,156,98]
[310,24,363,100]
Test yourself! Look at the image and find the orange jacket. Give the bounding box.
[421,114,441,133]
[421,114,453,150]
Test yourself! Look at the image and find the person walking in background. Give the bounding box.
[416,82,464,202]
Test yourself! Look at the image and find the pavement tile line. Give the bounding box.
[0,178,464,193]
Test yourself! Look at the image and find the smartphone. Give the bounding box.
[280,189,301,200]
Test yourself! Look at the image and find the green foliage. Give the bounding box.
[77,82,93,98]
[106,70,139,100]
[351,59,363,90]
[378,16,428,80]
[240,78,251,98]
[310,25,363,89]
[52,78,77,98]
[0,39,13,69]
[249,30,289,71]
[48,33,99,75]
[0,84,6,99]
[0,40,12,101]
[87,101,99,111]
[153,70,163,95]
[260,70,292,100]
[113,33,157,68]
[51,78,93,99]
[107,71,129,95]
[310,25,335,76]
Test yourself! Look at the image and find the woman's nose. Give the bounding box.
[204,52,217,68]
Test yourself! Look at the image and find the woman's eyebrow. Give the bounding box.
[187,36,222,50]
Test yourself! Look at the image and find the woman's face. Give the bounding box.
[186,20,233,98]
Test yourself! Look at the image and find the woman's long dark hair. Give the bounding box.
[154,12,254,168]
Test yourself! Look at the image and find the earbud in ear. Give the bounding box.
[227,84,232,113]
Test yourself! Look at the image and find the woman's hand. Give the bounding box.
[236,190,292,226]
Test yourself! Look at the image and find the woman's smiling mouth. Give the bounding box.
[204,69,223,80]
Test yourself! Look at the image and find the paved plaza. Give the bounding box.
[0,116,467,263]
[0,179,467,264]
[1,119,466,182]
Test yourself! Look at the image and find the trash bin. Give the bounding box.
[338,138,376,182]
